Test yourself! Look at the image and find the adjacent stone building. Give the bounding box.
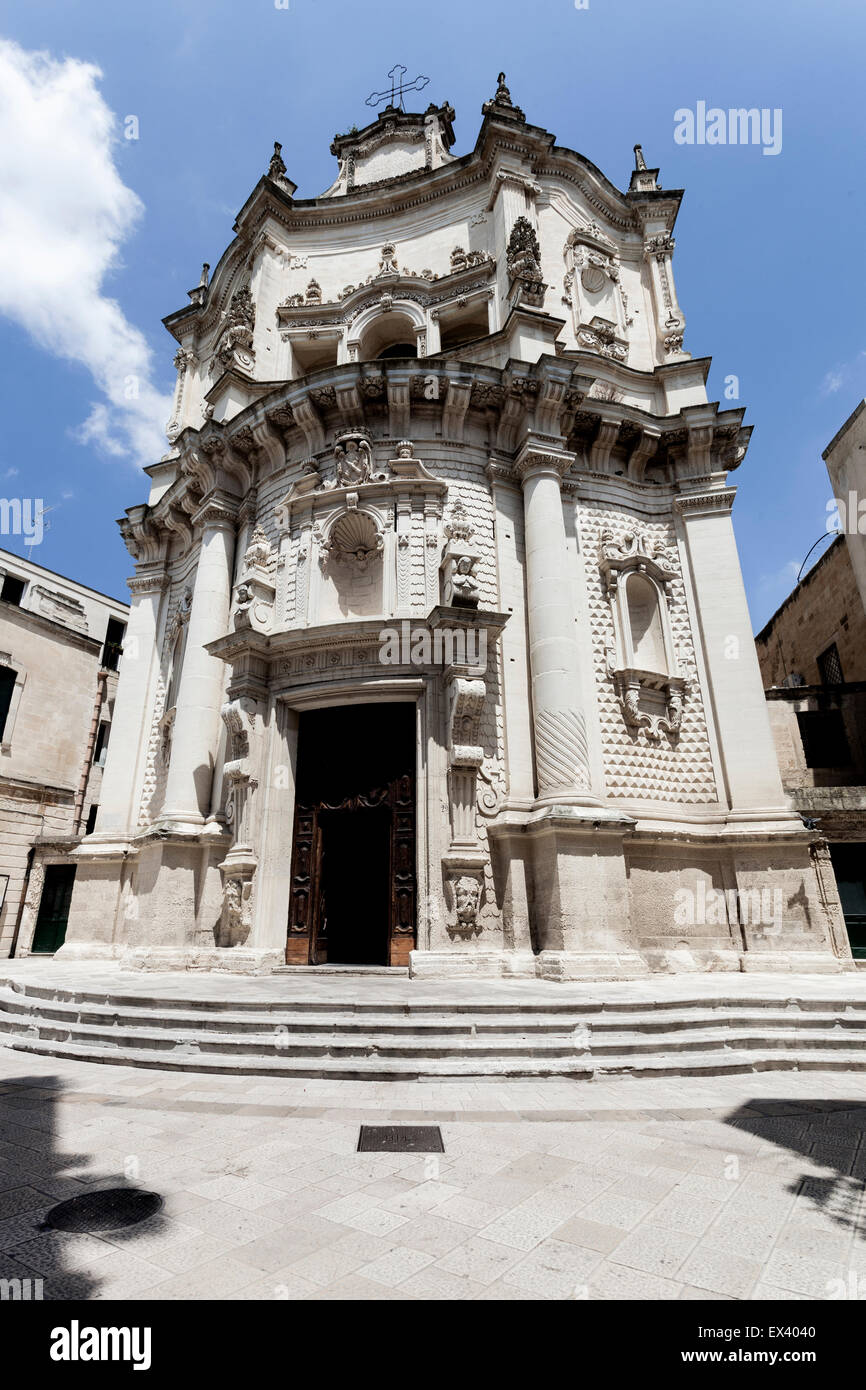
[59,76,852,977]
[0,548,127,957]
[755,406,866,961]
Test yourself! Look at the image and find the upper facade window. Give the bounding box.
[0,665,16,740]
[0,574,25,606]
[101,616,126,671]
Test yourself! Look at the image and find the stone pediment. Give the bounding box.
[322,103,456,197]
[276,254,495,329]
[275,436,446,527]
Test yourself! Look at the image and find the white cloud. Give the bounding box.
[0,39,171,466]
[820,350,866,397]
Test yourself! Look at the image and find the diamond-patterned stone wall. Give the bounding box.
[577,502,719,804]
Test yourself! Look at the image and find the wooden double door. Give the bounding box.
[286,703,416,967]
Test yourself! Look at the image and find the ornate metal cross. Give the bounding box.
[365,65,429,112]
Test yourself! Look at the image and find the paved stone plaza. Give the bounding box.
[1,1044,865,1301]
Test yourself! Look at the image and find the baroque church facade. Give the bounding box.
[60,75,852,978]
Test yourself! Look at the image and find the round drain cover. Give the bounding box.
[44,1189,163,1233]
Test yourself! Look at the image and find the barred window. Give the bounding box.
[817,643,844,686]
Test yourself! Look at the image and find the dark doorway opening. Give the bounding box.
[319,806,391,964]
[30,864,76,954]
[287,702,416,967]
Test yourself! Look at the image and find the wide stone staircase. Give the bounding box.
[1,971,866,1079]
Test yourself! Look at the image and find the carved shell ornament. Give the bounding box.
[324,510,384,571]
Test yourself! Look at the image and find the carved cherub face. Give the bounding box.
[455,877,480,921]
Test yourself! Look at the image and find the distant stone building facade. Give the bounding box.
[755,406,866,960]
[0,549,127,957]
[60,76,852,977]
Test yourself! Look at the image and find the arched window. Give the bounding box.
[358,310,419,361]
[376,342,417,360]
[626,573,667,674]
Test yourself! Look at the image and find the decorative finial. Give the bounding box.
[268,141,287,180]
[483,71,525,122]
[633,144,647,171]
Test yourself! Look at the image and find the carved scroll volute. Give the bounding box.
[447,676,486,850]
[220,697,262,852]
[217,696,263,949]
[599,527,690,741]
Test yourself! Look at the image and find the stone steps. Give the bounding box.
[3,1028,866,1080]
[3,989,866,1038]
[1,977,865,1079]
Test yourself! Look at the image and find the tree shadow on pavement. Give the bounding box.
[726,1098,866,1234]
[0,1072,166,1300]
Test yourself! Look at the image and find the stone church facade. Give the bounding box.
[60,75,852,978]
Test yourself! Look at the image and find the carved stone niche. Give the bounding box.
[217,696,261,948]
[275,438,447,624]
[564,222,630,336]
[440,495,480,608]
[599,527,690,741]
[232,525,276,633]
[319,506,384,574]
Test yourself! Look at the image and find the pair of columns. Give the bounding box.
[160,496,239,830]
[515,439,786,814]
[98,495,239,839]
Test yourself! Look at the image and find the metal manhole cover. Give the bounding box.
[43,1189,164,1233]
[358,1125,444,1153]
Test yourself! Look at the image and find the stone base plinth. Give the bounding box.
[409,949,536,979]
[54,941,125,962]
[535,949,647,981]
[122,946,284,975]
[738,950,856,975]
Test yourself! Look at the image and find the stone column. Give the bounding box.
[94,570,167,838]
[675,489,791,816]
[161,494,238,828]
[515,439,593,801]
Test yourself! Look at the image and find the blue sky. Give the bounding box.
[0,0,863,626]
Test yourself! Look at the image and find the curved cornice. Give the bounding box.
[126,355,752,565]
[163,111,680,344]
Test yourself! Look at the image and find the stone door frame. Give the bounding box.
[254,675,442,962]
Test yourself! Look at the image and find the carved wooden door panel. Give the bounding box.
[309,823,327,965]
[286,768,416,965]
[389,772,416,967]
[286,803,316,964]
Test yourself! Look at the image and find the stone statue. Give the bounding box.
[268,141,287,179]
